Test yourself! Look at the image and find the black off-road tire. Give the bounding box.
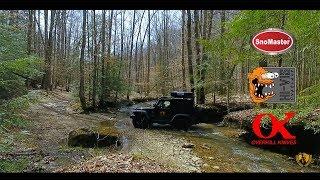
[132,115,150,129]
[171,117,191,131]
[132,117,140,128]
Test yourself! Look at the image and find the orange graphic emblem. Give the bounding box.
[248,67,278,103]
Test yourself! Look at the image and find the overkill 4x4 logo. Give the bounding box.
[251,112,297,145]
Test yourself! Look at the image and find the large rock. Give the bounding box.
[68,128,120,148]
[182,143,195,149]
[68,128,97,147]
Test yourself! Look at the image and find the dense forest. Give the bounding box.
[1,10,320,173]
[1,10,320,108]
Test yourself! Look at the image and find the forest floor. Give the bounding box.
[1,90,319,172]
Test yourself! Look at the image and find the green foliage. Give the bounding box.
[71,58,129,106]
[286,11,320,47]
[201,10,289,67]
[0,95,35,158]
[0,12,43,101]
[299,83,320,98]
[5,56,44,80]
[0,56,44,101]
[0,92,38,130]
[0,22,27,61]
[0,158,29,172]
[104,60,128,97]
[0,140,13,153]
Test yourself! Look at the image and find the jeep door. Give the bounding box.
[154,100,173,123]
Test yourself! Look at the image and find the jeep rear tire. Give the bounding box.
[171,117,191,131]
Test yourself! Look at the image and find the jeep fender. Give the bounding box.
[131,110,150,120]
[171,114,192,123]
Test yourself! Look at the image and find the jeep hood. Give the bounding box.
[132,107,154,111]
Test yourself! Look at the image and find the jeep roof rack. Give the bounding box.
[170,91,194,99]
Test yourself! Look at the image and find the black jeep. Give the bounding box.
[130,91,198,130]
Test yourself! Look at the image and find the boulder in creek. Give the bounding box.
[182,143,195,149]
[68,128,120,148]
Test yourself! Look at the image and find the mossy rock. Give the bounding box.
[68,128,96,147]
[68,128,120,148]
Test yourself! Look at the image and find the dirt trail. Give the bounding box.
[25,91,108,152]
[13,90,200,172]
[16,91,118,171]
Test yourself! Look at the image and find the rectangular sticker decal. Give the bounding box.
[248,67,296,104]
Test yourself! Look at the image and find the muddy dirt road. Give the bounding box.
[5,90,319,172]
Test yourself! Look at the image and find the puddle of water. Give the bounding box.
[232,147,261,161]
[119,136,130,152]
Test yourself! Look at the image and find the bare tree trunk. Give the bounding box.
[162,10,171,94]
[86,12,92,101]
[120,11,125,64]
[61,10,67,88]
[92,10,98,108]
[42,10,48,89]
[113,11,117,58]
[208,10,214,38]
[53,11,59,89]
[27,10,34,55]
[198,10,209,104]
[127,10,136,100]
[66,12,73,92]
[99,10,107,107]
[146,10,152,94]
[181,10,187,91]
[116,10,125,99]
[134,11,146,87]
[35,10,45,57]
[186,10,195,94]
[139,11,154,94]
[220,10,226,83]
[107,10,114,65]
[49,10,55,90]
[43,10,56,91]
[194,10,202,103]
[103,10,114,100]
[160,11,167,95]
[79,10,87,110]
[33,10,38,55]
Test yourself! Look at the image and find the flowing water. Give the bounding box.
[105,101,320,172]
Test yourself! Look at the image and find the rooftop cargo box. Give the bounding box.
[170,91,194,99]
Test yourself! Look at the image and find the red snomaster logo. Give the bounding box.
[252,28,294,55]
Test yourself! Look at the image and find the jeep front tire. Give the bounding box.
[132,115,150,129]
